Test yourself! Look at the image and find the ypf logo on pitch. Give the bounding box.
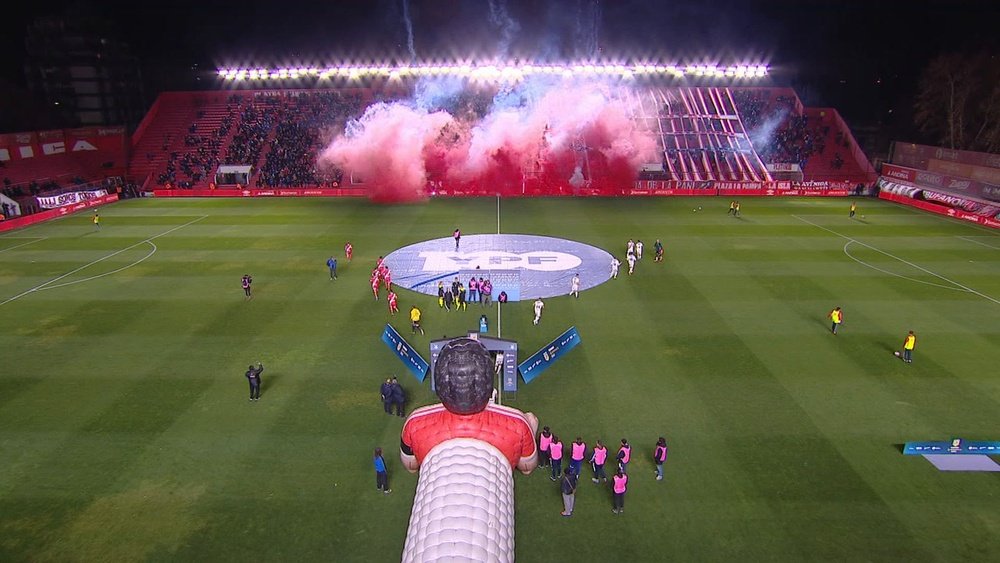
[418,251,582,272]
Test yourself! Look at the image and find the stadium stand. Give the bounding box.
[4,84,880,218]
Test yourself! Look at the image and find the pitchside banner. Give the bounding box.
[903,439,1000,455]
[518,326,580,384]
[381,324,429,382]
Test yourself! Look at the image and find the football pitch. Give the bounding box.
[1,196,998,562]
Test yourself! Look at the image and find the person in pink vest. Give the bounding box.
[654,437,668,481]
[548,435,564,481]
[590,439,609,484]
[617,438,631,474]
[538,426,553,468]
[612,468,628,514]
[569,437,586,476]
[468,276,479,304]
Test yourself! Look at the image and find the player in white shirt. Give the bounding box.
[570,273,580,298]
[626,239,634,256]
[610,257,620,279]
[627,253,636,275]
[636,240,644,260]
[533,298,545,325]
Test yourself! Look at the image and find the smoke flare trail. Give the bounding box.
[402,0,416,60]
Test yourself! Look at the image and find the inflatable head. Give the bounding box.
[435,338,493,415]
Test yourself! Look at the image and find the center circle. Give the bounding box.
[384,234,613,301]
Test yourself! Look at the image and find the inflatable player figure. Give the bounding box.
[400,338,539,563]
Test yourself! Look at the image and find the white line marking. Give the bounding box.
[0,215,206,307]
[0,238,45,253]
[843,241,965,291]
[957,236,1000,250]
[37,241,157,291]
[794,215,1000,306]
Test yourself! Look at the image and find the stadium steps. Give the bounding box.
[128,96,200,187]
[800,108,875,184]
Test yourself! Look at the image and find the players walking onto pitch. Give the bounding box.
[570,273,580,298]
[829,307,843,335]
[245,361,264,401]
[327,256,338,280]
[345,241,353,261]
[374,447,391,494]
[242,274,253,299]
[636,240,644,260]
[410,305,424,335]
[728,200,736,215]
[626,252,636,276]
[654,239,664,262]
[453,228,461,250]
[533,297,545,325]
[387,289,398,315]
[610,256,620,279]
[734,201,741,217]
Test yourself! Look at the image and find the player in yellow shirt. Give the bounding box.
[410,305,425,335]
[901,330,916,363]
[829,307,843,335]
[849,202,857,218]
[93,212,101,230]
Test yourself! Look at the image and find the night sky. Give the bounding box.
[1,0,997,132]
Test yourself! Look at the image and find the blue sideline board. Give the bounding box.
[381,324,430,381]
[903,439,1000,455]
[518,326,581,384]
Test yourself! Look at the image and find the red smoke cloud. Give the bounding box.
[318,82,658,202]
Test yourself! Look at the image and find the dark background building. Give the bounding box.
[21,13,145,130]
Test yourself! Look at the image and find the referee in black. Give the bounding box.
[245,362,264,401]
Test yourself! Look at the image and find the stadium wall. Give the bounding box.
[878,190,1000,229]
[0,194,119,233]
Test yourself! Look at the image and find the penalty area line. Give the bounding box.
[793,215,1000,306]
[0,215,207,307]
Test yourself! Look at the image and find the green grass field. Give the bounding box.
[1,196,998,562]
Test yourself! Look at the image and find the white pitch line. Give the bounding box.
[957,236,1000,250]
[0,237,45,253]
[38,241,157,291]
[794,215,1000,306]
[843,241,965,292]
[0,215,206,307]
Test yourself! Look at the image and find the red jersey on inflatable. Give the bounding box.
[401,403,536,468]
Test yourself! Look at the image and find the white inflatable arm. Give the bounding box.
[402,438,515,563]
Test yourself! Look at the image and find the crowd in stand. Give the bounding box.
[255,91,362,188]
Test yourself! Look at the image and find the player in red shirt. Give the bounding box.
[345,241,353,262]
[388,289,398,315]
[384,268,393,290]
[371,270,381,300]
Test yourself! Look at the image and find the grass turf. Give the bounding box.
[0,196,998,562]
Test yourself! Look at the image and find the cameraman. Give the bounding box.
[245,362,264,401]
